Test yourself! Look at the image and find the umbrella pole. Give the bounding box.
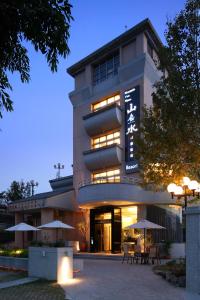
[144,228,146,252]
[23,232,24,249]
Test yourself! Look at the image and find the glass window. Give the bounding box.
[93,52,120,85]
[92,94,120,112]
[92,168,120,183]
[92,131,120,149]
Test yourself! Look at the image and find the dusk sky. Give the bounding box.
[0,0,185,194]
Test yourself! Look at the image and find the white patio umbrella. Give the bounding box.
[5,222,39,248]
[126,219,165,252]
[37,220,74,241]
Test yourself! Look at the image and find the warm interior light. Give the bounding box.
[188,180,198,191]
[182,176,190,186]
[167,183,177,193]
[174,186,183,195]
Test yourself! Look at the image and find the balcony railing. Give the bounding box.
[8,198,45,212]
[78,176,140,188]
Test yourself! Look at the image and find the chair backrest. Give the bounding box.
[149,246,158,257]
[134,244,141,253]
[122,243,130,254]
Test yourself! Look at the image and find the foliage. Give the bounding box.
[5,180,32,201]
[30,240,65,247]
[0,0,73,118]
[163,240,172,256]
[135,0,200,187]
[154,259,186,277]
[77,211,89,241]
[0,248,28,258]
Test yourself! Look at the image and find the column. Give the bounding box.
[186,206,200,294]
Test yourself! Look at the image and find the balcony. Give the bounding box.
[83,144,122,171]
[83,103,122,137]
[77,179,173,208]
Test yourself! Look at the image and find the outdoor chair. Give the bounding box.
[131,244,142,264]
[148,245,161,264]
[121,243,133,264]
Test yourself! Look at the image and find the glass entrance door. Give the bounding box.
[90,207,121,253]
[94,223,111,252]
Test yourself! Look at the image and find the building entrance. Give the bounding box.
[90,206,121,253]
[94,223,111,252]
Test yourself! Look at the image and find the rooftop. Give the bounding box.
[67,18,162,77]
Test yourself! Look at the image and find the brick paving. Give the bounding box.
[62,259,186,300]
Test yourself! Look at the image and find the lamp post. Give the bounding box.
[167,177,200,241]
[167,177,200,208]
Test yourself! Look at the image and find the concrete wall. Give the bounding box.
[0,256,27,270]
[28,247,73,283]
[186,206,200,294]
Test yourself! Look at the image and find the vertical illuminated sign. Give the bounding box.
[124,86,140,173]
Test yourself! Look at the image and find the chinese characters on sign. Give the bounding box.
[124,86,140,173]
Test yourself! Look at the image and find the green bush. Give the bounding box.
[0,248,28,258]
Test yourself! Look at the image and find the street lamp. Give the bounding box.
[167,177,200,242]
[167,177,200,209]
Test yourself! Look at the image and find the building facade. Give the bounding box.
[67,19,182,253]
[8,19,182,252]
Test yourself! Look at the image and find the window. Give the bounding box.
[92,131,120,149]
[93,53,120,85]
[92,169,120,183]
[92,94,120,112]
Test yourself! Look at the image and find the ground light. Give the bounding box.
[57,256,73,284]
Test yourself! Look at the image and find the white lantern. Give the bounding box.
[174,186,183,195]
[167,183,177,193]
[188,180,198,191]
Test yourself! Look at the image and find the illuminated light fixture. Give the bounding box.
[15,250,22,255]
[174,186,183,196]
[167,183,177,193]
[188,180,198,191]
[182,176,190,186]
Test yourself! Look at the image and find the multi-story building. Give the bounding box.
[8,19,182,252]
[67,18,182,253]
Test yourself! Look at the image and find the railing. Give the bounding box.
[78,176,141,188]
[8,199,45,212]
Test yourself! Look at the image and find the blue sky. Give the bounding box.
[0,0,185,194]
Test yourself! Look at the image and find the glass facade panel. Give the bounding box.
[93,52,120,85]
[92,168,120,183]
[92,131,120,149]
[92,94,120,112]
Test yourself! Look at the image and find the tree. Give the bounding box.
[135,0,200,187]
[5,180,32,201]
[0,0,73,118]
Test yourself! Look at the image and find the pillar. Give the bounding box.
[41,208,55,242]
[186,206,200,294]
[15,212,24,248]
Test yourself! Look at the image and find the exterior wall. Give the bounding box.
[69,31,160,198]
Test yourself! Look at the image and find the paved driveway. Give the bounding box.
[62,259,186,300]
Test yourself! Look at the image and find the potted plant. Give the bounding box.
[77,211,89,252]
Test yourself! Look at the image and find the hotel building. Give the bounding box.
[9,19,182,252]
